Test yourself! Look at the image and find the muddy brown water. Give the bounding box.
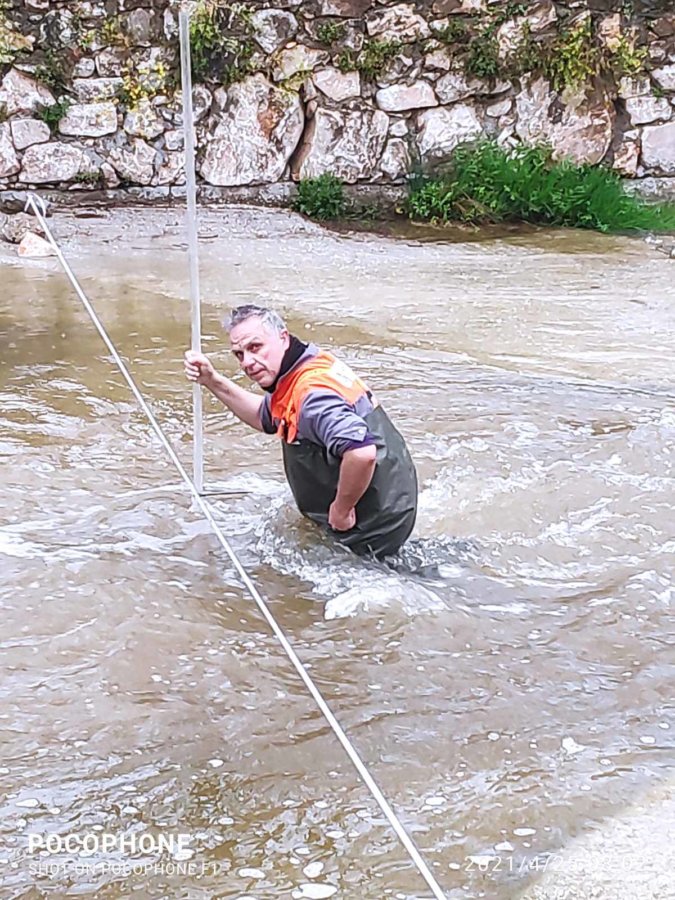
[0,208,673,899]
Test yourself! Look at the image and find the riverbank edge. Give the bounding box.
[2,176,675,216]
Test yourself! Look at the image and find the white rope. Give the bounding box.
[24,194,447,900]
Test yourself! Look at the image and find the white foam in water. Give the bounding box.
[207,473,476,618]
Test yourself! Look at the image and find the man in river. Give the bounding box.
[184,305,418,560]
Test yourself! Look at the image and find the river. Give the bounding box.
[1,206,673,899]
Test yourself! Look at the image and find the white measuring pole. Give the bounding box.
[179,5,204,493]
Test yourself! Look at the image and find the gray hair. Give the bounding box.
[223,304,287,335]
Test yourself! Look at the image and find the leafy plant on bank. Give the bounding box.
[190,0,255,85]
[338,39,401,79]
[35,98,71,132]
[315,20,345,46]
[293,174,347,221]
[406,141,675,234]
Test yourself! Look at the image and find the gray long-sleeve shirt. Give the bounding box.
[259,344,376,458]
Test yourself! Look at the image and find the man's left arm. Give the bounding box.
[329,445,377,531]
[300,391,378,532]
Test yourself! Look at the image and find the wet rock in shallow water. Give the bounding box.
[0,124,20,179]
[19,143,87,184]
[0,191,52,216]
[2,212,45,244]
[296,108,389,183]
[17,232,54,258]
[200,74,303,187]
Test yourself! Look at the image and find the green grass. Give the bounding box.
[292,174,347,220]
[407,142,675,234]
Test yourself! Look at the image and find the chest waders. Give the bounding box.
[281,405,418,560]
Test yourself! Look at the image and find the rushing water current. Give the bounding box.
[1,208,673,899]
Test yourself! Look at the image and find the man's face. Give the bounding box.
[229,317,290,388]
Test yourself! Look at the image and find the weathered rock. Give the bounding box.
[425,48,452,72]
[618,75,651,99]
[0,124,20,179]
[0,191,52,215]
[18,232,55,258]
[515,77,614,165]
[73,58,96,78]
[200,74,304,186]
[124,98,165,140]
[624,95,672,126]
[316,0,374,14]
[376,80,437,111]
[432,0,483,12]
[524,0,557,33]
[9,118,50,151]
[251,9,298,54]
[498,1,556,59]
[652,64,675,92]
[108,139,157,186]
[191,85,213,124]
[126,8,153,46]
[273,44,329,82]
[96,48,125,78]
[597,13,623,52]
[374,52,417,88]
[414,103,483,160]
[378,137,410,181]
[59,102,118,137]
[73,77,123,103]
[164,129,184,151]
[390,119,408,137]
[612,130,640,178]
[650,14,675,39]
[19,143,87,183]
[642,121,675,175]
[0,69,55,116]
[435,71,499,104]
[1,212,44,244]
[366,4,431,43]
[313,68,361,102]
[100,162,120,189]
[296,108,389,182]
[486,97,512,118]
[155,151,185,186]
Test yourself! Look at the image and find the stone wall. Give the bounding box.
[0,0,674,204]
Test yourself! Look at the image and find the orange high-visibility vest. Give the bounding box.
[270,351,371,444]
